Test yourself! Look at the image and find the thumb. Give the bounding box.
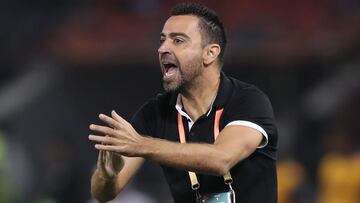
[97,150,105,170]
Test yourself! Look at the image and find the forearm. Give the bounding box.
[89,113,260,176]
[91,169,119,203]
[140,136,239,176]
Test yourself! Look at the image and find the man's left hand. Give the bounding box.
[88,110,144,157]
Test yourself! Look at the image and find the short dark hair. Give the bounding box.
[171,3,227,65]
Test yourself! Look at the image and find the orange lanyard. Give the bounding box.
[178,109,224,142]
[177,108,232,190]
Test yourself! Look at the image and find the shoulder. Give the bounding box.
[131,91,174,136]
[221,76,275,123]
[228,77,270,105]
[135,91,174,116]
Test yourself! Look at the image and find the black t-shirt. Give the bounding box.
[131,72,278,203]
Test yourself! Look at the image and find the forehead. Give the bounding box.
[161,15,201,38]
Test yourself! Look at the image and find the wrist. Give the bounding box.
[138,136,157,158]
[135,136,150,157]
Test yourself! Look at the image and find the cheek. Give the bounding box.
[177,48,203,65]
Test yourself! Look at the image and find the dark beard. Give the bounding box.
[163,58,202,93]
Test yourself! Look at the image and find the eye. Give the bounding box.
[159,38,165,45]
[174,38,184,44]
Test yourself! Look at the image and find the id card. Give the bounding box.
[197,190,235,203]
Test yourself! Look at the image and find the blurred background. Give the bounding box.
[1,0,360,202]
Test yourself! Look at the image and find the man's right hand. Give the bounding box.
[97,150,124,180]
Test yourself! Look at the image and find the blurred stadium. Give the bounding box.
[0,0,359,203]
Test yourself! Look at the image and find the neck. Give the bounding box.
[180,70,220,121]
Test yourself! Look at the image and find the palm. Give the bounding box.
[97,150,124,179]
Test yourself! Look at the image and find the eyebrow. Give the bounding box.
[160,32,190,40]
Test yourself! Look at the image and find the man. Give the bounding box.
[89,3,278,203]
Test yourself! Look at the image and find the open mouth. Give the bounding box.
[162,62,178,78]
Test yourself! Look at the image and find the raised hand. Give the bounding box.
[89,110,144,157]
[97,149,124,180]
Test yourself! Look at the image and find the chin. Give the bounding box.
[163,85,177,92]
[163,82,180,92]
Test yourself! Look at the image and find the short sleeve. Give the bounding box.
[223,86,277,149]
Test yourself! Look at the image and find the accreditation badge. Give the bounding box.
[196,188,235,203]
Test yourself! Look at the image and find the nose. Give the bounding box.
[158,40,171,55]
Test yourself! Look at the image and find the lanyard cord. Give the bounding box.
[177,108,233,190]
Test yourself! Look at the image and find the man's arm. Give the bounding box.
[89,111,262,176]
[142,124,262,176]
[90,149,144,202]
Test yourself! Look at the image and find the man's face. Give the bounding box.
[158,15,204,92]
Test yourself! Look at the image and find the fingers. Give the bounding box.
[89,111,129,155]
[99,113,122,129]
[90,110,131,132]
[89,134,117,145]
[97,150,106,170]
[98,150,103,161]
[94,144,118,152]
[111,110,128,125]
[89,124,116,136]
[97,150,102,164]
[105,150,112,165]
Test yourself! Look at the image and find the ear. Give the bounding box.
[203,44,221,66]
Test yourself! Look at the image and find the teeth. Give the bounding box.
[163,63,176,71]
